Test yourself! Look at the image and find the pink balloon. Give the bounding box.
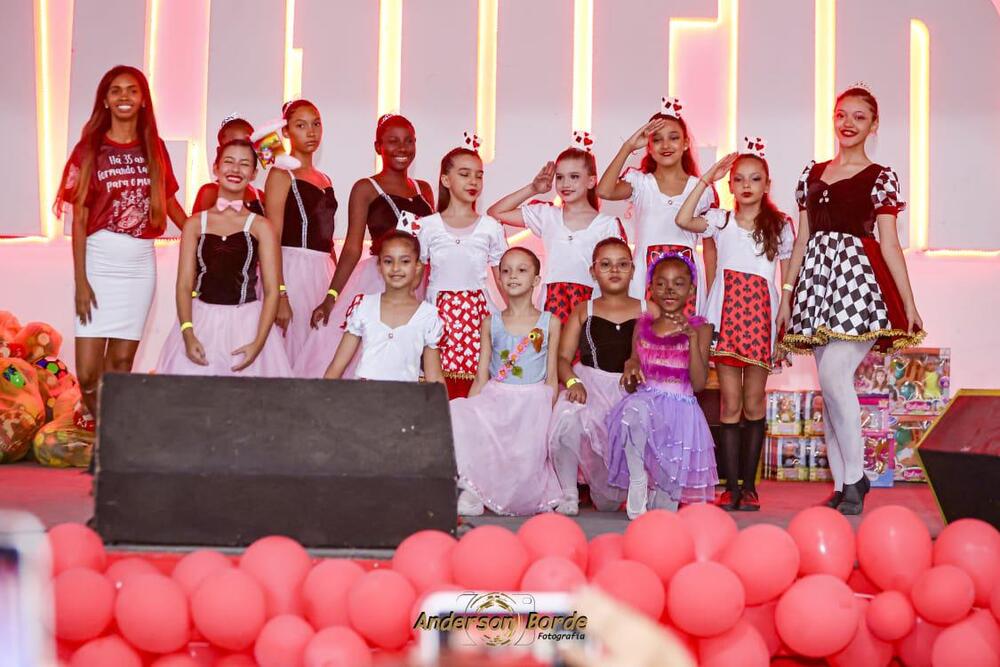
[517,513,588,571]
[933,518,1000,607]
[410,585,463,640]
[150,655,200,667]
[774,574,858,658]
[866,590,915,642]
[848,568,880,595]
[741,601,780,656]
[667,561,745,637]
[678,502,738,562]
[451,525,530,590]
[302,559,365,630]
[592,559,665,620]
[240,536,312,618]
[896,615,944,667]
[857,505,932,594]
[994,584,1000,623]
[623,510,696,584]
[720,525,800,605]
[911,564,976,625]
[255,615,315,667]
[54,567,115,642]
[966,608,1000,656]
[586,534,624,578]
[347,569,417,650]
[70,635,142,667]
[786,506,856,580]
[190,568,267,651]
[172,550,233,597]
[216,655,257,667]
[105,558,160,590]
[304,627,373,667]
[114,573,190,653]
[520,556,586,592]
[49,523,106,575]
[698,620,769,667]
[931,619,1000,667]
[391,530,456,593]
[828,598,893,667]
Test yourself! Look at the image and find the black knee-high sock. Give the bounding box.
[717,423,742,493]
[740,418,767,493]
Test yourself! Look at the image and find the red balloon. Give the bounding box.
[190,568,267,651]
[240,536,312,618]
[994,584,1000,623]
[741,601,780,656]
[586,534,624,578]
[114,573,190,653]
[786,506,856,580]
[54,567,115,642]
[254,615,315,667]
[848,568,881,595]
[150,655,200,667]
[720,525,800,605]
[451,526,530,590]
[105,557,160,590]
[965,608,1000,656]
[667,561,745,637]
[391,530,456,593]
[172,550,233,597]
[896,615,944,667]
[931,619,1000,667]
[774,574,857,658]
[698,620,769,667]
[517,513,588,571]
[592,559,665,620]
[828,598,892,667]
[70,635,142,667]
[304,627,373,667]
[623,510,696,584]
[933,518,1000,608]
[216,655,257,667]
[857,505,932,594]
[49,523,106,575]
[678,502,738,562]
[866,590,915,642]
[520,556,586,592]
[302,559,365,630]
[347,569,417,650]
[410,585,463,640]
[911,564,975,625]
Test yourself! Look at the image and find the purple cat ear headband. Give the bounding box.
[646,250,697,286]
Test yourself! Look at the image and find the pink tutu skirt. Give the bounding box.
[280,247,336,375]
[606,384,718,504]
[451,381,562,516]
[156,300,292,377]
[547,365,626,511]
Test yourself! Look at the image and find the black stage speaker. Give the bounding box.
[94,373,457,548]
[917,390,1000,528]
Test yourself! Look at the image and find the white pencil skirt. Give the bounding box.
[75,230,156,341]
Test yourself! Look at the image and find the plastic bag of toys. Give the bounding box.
[0,358,45,464]
[33,357,77,421]
[0,311,21,343]
[13,322,63,363]
[32,387,94,468]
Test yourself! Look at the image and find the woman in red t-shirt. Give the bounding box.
[54,65,187,420]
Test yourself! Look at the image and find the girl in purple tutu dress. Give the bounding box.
[450,247,563,516]
[157,139,291,377]
[606,252,717,518]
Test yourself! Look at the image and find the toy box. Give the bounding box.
[767,391,802,436]
[888,347,951,415]
[892,415,931,482]
[863,434,895,488]
[859,395,890,434]
[803,391,824,436]
[776,438,809,481]
[854,351,890,395]
[806,438,831,481]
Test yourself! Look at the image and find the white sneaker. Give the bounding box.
[555,497,579,516]
[457,489,485,516]
[626,477,648,520]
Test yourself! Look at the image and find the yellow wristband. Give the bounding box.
[278,284,287,293]
[565,377,582,389]
[180,321,194,332]
[327,288,339,299]
[782,283,794,292]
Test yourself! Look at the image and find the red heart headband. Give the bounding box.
[571,130,594,153]
[660,96,683,119]
[742,135,767,158]
[463,131,482,152]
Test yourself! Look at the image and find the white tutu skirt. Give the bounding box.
[547,364,627,511]
[280,247,335,374]
[450,381,562,516]
[156,300,292,377]
[75,230,155,340]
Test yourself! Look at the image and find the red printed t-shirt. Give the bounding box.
[63,137,179,239]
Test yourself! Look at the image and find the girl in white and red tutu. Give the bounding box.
[596,97,717,312]
[547,238,650,515]
[451,247,563,516]
[606,253,718,518]
[192,115,264,216]
[487,133,625,324]
[157,139,290,377]
[416,136,508,399]
[263,99,338,373]
[323,230,444,383]
[676,138,795,512]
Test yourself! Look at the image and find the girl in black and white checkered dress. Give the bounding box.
[776,84,924,517]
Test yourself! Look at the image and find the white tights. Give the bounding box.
[814,339,874,489]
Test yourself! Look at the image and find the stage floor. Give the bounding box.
[0,462,944,557]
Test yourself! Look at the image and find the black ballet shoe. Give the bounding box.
[836,480,867,515]
[820,491,843,508]
[715,489,741,511]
